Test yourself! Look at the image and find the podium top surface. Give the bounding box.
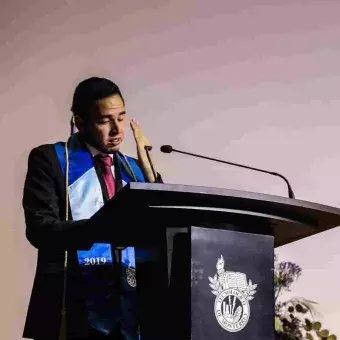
[99,182,340,247]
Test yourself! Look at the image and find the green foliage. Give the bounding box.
[313,323,322,332]
[274,255,337,340]
[328,336,337,340]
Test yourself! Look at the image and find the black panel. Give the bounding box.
[191,226,274,340]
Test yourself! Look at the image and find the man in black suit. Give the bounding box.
[22,77,160,340]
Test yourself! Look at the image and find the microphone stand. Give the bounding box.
[161,145,295,199]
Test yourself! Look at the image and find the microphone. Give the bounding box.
[160,145,295,199]
[144,145,160,183]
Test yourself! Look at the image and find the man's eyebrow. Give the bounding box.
[99,111,126,119]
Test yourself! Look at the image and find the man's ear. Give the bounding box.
[74,115,85,133]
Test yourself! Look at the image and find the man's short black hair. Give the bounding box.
[71,77,124,120]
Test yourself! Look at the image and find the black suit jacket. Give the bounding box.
[22,142,161,340]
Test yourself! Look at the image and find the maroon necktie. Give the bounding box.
[95,155,116,199]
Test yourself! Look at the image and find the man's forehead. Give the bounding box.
[97,95,124,110]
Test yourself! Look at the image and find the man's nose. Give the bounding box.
[109,121,120,134]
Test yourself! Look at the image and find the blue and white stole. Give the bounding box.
[54,133,145,270]
[54,133,145,333]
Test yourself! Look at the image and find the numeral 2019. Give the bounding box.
[84,257,107,265]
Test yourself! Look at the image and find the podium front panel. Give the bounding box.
[191,226,274,340]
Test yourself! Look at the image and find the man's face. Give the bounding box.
[78,94,126,153]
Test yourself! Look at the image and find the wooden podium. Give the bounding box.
[88,182,340,340]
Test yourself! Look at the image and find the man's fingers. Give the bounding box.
[130,119,142,135]
[130,119,136,130]
[130,118,140,128]
[130,119,151,149]
[130,120,139,139]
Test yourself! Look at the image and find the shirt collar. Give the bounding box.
[85,142,114,160]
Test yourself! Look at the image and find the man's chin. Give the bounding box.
[105,144,121,154]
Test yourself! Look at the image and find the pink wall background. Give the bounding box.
[1,0,340,338]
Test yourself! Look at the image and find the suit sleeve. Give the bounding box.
[23,146,91,250]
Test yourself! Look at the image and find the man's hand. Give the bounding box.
[130,119,156,183]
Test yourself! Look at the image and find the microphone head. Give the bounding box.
[160,145,173,153]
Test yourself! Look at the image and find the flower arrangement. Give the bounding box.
[274,255,337,340]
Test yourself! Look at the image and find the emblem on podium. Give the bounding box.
[126,266,137,287]
[208,255,257,332]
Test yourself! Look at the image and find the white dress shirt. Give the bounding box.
[85,142,115,178]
